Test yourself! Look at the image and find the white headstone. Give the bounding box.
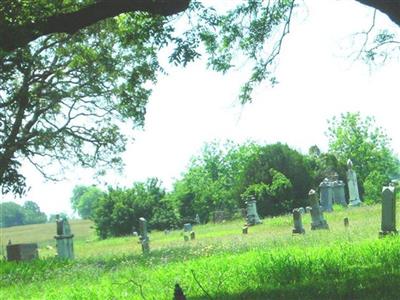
[346,159,361,206]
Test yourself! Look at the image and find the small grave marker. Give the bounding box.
[6,242,38,262]
[309,189,329,230]
[139,217,150,253]
[292,208,305,234]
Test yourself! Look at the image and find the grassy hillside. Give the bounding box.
[0,219,95,257]
[1,203,400,299]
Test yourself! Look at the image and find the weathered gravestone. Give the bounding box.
[292,208,305,234]
[346,159,361,206]
[332,180,347,206]
[379,186,397,236]
[242,225,248,234]
[139,217,150,253]
[183,223,192,242]
[6,242,38,261]
[344,217,349,228]
[195,214,201,224]
[54,215,74,259]
[319,178,333,212]
[309,189,329,230]
[245,197,262,226]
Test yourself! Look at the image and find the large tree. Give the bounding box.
[326,112,400,201]
[0,0,399,53]
[1,0,399,195]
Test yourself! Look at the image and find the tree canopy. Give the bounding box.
[1,0,400,196]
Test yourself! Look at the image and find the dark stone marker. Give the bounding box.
[292,208,305,234]
[242,226,248,234]
[380,186,397,237]
[190,231,196,240]
[6,243,38,261]
[344,217,349,228]
[174,283,187,300]
[309,189,329,230]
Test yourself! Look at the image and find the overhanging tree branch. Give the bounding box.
[0,0,190,52]
[355,0,400,27]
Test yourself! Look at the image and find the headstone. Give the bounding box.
[298,207,305,214]
[242,226,248,234]
[332,180,347,206]
[379,186,397,236]
[305,206,312,214]
[190,231,195,240]
[319,178,333,212]
[346,159,361,206]
[6,242,38,261]
[183,223,192,232]
[174,283,187,300]
[309,189,329,230]
[292,208,305,234]
[245,197,262,226]
[195,214,200,224]
[54,215,74,259]
[139,217,150,253]
[344,217,349,228]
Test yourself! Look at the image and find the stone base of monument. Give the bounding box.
[6,243,38,261]
[292,228,305,234]
[55,235,74,259]
[242,226,248,234]
[349,200,362,207]
[311,221,329,230]
[379,230,398,237]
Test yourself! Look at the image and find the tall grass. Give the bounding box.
[1,202,399,299]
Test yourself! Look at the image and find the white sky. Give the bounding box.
[2,0,400,216]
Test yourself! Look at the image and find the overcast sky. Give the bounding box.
[3,0,399,216]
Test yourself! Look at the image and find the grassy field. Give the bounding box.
[1,202,400,299]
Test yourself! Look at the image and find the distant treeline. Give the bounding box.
[0,201,47,228]
[76,113,399,238]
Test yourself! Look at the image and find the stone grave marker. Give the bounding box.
[245,197,262,226]
[344,217,349,228]
[379,186,397,236]
[319,178,333,212]
[6,242,38,261]
[242,226,248,234]
[332,180,347,206]
[346,159,361,206]
[54,215,74,259]
[309,189,329,230]
[183,223,193,242]
[292,208,305,234]
[139,217,150,253]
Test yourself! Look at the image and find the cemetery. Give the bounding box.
[1,180,399,299]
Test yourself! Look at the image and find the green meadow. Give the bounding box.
[1,203,400,299]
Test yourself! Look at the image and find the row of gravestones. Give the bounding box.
[243,184,397,236]
[244,159,360,225]
[6,215,74,262]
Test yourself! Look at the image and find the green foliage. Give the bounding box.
[171,141,313,221]
[363,170,390,204]
[70,185,104,219]
[0,200,46,227]
[93,178,170,238]
[242,168,293,216]
[327,112,400,200]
